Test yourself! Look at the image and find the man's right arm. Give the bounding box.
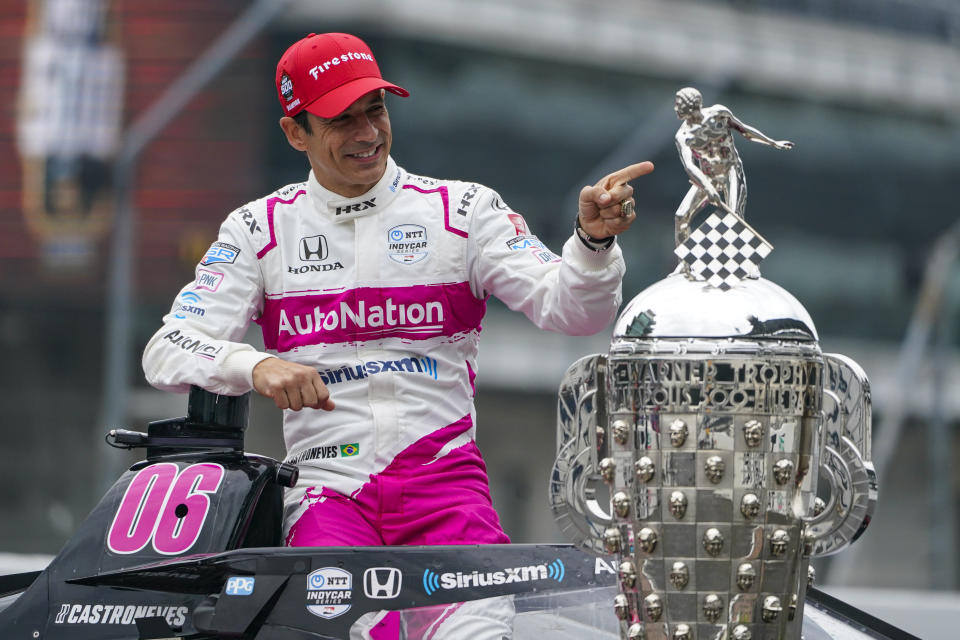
[142,212,273,396]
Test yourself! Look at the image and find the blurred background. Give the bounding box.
[1,0,958,635]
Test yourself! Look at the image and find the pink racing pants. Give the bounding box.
[286,416,514,639]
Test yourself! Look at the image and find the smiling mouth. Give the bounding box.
[348,145,380,160]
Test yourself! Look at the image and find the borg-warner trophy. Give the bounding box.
[550,88,877,640]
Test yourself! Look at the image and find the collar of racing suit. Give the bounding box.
[308,156,405,223]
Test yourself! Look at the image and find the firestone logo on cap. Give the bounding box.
[307,51,376,80]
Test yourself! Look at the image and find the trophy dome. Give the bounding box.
[613,273,818,341]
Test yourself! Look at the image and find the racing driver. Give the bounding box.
[143,32,654,639]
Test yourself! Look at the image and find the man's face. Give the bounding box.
[298,90,392,198]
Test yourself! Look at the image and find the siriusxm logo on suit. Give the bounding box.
[299,235,329,261]
[363,567,402,599]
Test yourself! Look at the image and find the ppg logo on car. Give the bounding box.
[225,576,255,596]
[363,567,402,599]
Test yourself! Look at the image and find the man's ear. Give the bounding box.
[279,116,308,152]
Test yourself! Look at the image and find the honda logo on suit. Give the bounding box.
[300,235,329,261]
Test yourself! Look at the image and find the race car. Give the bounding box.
[0,388,912,639]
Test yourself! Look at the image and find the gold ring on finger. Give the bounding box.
[620,200,634,218]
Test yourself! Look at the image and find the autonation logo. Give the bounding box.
[422,560,564,595]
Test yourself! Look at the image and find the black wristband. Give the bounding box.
[574,216,615,252]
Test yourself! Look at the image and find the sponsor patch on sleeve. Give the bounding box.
[174,291,206,319]
[194,269,224,292]
[533,249,561,264]
[201,242,240,266]
[505,235,547,251]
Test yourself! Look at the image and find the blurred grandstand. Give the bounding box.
[1,1,958,635]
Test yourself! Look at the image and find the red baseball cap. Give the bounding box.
[275,32,409,118]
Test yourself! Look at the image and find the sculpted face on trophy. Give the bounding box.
[550,87,877,639]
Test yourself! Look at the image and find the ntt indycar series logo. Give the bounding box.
[422,560,565,595]
[306,567,353,620]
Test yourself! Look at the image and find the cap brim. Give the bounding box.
[303,76,409,119]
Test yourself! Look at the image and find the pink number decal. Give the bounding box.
[153,464,224,554]
[107,463,178,554]
[107,463,224,555]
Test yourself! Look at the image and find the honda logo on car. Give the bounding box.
[364,567,402,599]
[422,560,564,595]
[306,567,352,619]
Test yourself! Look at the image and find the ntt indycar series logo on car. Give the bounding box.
[422,559,565,595]
[306,567,353,620]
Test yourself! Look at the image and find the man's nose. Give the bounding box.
[354,116,378,142]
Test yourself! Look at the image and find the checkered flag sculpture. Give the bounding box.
[674,212,773,290]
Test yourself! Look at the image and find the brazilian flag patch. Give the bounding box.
[340,443,359,457]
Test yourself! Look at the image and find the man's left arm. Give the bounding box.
[467,162,654,336]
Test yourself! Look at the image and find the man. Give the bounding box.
[673,86,792,244]
[143,32,653,638]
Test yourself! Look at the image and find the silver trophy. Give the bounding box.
[550,88,876,640]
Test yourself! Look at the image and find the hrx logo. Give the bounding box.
[334,198,376,216]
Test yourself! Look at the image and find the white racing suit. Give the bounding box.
[142,156,625,639]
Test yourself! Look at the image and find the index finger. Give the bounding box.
[603,161,655,188]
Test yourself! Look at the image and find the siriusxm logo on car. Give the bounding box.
[225,576,255,596]
[422,560,564,595]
